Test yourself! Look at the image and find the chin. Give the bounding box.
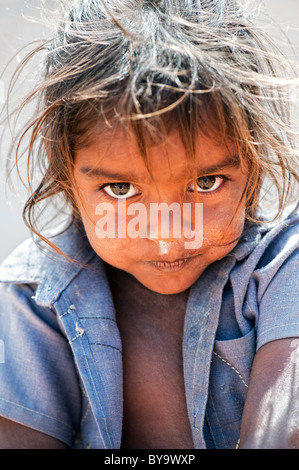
[138,273,199,295]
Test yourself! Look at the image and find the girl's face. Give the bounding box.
[73,129,248,294]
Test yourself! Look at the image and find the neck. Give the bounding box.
[105,263,190,320]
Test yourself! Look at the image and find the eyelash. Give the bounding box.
[99,175,231,199]
[189,175,231,194]
[99,182,141,199]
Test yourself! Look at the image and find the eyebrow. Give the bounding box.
[197,155,240,174]
[79,167,137,181]
[79,155,240,180]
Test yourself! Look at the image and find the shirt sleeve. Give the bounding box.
[0,282,82,446]
[256,247,299,350]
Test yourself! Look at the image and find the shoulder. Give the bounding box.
[232,204,299,280]
[236,206,299,349]
[0,221,96,306]
[252,207,298,289]
[0,238,43,284]
[257,207,298,266]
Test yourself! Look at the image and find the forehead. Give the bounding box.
[74,127,239,181]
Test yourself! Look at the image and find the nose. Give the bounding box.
[146,200,204,253]
[145,200,191,256]
[146,201,184,242]
[158,240,171,255]
[147,237,183,256]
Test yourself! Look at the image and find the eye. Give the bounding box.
[102,182,140,199]
[189,175,227,193]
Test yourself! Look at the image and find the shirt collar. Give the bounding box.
[230,221,263,262]
[35,220,264,307]
[35,221,96,307]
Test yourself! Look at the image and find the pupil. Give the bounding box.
[111,183,130,195]
[197,176,216,190]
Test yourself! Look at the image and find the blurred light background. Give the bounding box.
[0,0,299,262]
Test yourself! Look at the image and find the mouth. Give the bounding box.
[147,255,198,273]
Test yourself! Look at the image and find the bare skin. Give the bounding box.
[0,417,68,449]
[239,337,299,449]
[106,266,194,449]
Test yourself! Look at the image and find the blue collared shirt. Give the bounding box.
[0,208,298,448]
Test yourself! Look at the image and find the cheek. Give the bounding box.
[201,203,245,255]
[203,202,244,227]
[202,180,247,234]
[74,192,136,266]
[80,212,135,267]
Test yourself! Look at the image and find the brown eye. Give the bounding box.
[102,183,140,199]
[197,176,217,190]
[109,183,131,196]
[188,175,226,193]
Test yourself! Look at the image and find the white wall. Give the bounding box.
[0,0,52,261]
[0,0,298,262]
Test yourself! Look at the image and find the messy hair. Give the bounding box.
[5,0,299,252]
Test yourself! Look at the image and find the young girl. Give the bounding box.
[0,0,298,449]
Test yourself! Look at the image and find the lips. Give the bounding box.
[148,257,192,273]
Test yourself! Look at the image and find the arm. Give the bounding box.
[0,283,81,449]
[239,337,299,449]
[0,417,69,449]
